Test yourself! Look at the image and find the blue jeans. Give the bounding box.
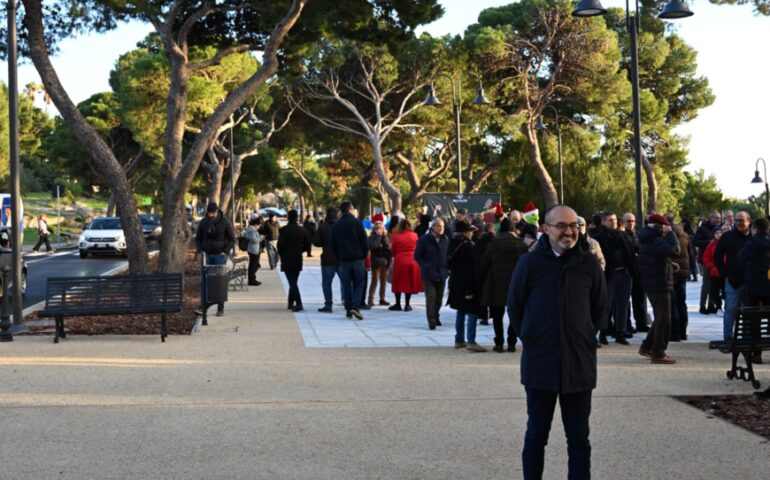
[321,265,338,308]
[523,387,592,480]
[337,260,366,312]
[201,253,226,310]
[455,310,478,343]
[723,282,745,340]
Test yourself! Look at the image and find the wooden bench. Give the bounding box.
[38,274,184,343]
[709,306,770,389]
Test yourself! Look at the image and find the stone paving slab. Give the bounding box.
[283,266,725,348]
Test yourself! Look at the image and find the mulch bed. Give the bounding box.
[21,252,201,337]
[675,394,770,440]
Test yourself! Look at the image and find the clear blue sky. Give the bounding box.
[2,1,768,200]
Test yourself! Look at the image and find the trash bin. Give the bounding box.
[205,264,229,304]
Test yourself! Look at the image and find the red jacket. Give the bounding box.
[702,239,723,278]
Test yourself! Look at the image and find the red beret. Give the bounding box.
[647,213,670,226]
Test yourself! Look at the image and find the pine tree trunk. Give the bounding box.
[524,122,559,210]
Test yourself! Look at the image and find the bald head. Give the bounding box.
[544,205,579,254]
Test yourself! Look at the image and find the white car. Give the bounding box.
[79,217,127,258]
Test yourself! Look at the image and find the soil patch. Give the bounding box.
[676,394,770,440]
[21,252,202,337]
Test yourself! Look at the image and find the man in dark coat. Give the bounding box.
[313,207,340,312]
[447,221,485,352]
[303,214,317,257]
[259,213,281,269]
[277,209,310,312]
[480,217,527,352]
[622,212,650,332]
[195,202,235,316]
[507,205,607,480]
[637,213,680,364]
[594,211,635,345]
[714,210,752,340]
[693,211,721,313]
[331,201,369,320]
[414,218,450,330]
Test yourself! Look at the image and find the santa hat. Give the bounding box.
[493,203,504,218]
[522,202,539,225]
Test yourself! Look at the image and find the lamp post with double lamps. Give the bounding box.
[572,0,693,223]
[536,105,564,204]
[423,73,490,194]
[752,157,769,218]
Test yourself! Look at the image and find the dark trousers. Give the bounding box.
[424,280,445,326]
[284,270,302,309]
[699,263,712,309]
[603,270,631,335]
[630,272,648,329]
[338,260,365,312]
[490,305,516,346]
[643,291,671,357]
[709,276,723,310]
[33,233,52,252]
[523,387,592,480]
[671,280,688,340]
[247,252,260,283]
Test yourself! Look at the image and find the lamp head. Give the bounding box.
[472,86,490,105]
[535,116,546,130]
[658,0,694,19]
[572,0,607,17]
[752,171,763,184]
[422,85,441,106]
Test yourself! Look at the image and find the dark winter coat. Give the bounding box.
[637,226,680,293]
[693,221,718,263]
[413,232,450,282]
[594,227,635,277]
[195,211,235,255]
[303,219,317,239]
[672,229,691,283]
[507,235,607,394]
[736,233,770,297]
[277,222,310,272]
[367,233,391,268]
[331,212,369,262]
[313,215,339,267]
[714,229,751,289]
[260,220,281,242]
[480,232,527,307]
[447,234,480,314]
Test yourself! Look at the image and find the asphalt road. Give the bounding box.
[21,245,159,309]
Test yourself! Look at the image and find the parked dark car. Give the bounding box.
[139,213,162,242]
[0,226,27,297]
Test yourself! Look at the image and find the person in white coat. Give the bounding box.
[245,216,263,286]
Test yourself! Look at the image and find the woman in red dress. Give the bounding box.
[389,218,423,311]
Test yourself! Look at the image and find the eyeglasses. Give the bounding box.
[547,222,580,232]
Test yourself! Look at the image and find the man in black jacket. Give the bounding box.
[507,205,607,480]
[303,214,316,257]
[195,202,235,316]
[277,210,311,312]
[714,210,752,340]
[313,207,341,313]
[638,214,680,364]
[331,201,369,320]
[414,218,449,330]
[594,212,635,345]
[693,211,721,313]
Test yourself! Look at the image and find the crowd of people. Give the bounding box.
[192,199,770,479]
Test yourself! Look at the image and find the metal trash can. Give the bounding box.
[205,264,229,304]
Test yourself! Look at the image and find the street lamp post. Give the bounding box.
[229,114,236,255]
[536,105,564,204]
[7,0,23,328]
[752,157,769,218]
[573,0,693,223]
[423,74,490,194]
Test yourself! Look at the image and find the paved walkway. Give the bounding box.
[0,262,767,479]
[286,261,723,348]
